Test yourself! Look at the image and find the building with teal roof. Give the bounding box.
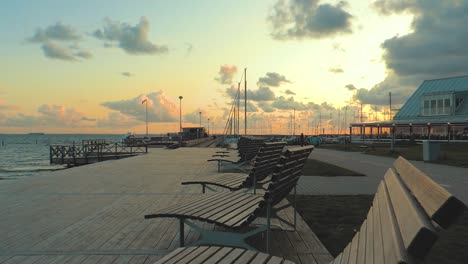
[350,76,468,140]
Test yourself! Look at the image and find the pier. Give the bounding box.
[0,147,332,263]
[49,142,147,166]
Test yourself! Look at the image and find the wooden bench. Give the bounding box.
[182,142,286,193]
[209,137,265,172]
[145,146,314,254]
[155,246,295,264]
[330,156,465,263]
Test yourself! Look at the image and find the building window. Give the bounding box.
[444,98,451,114]
[421,93,452,116]
[423,100,430,115]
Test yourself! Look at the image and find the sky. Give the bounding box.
[1,0,468,135]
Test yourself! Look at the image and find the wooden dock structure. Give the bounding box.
[0,148,332,263]
[50,143,147,166]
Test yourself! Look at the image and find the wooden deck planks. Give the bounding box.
[0,147,331,263]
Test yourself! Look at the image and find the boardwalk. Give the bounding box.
[0,148,332,263]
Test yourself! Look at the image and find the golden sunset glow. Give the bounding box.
[3,0,458,135]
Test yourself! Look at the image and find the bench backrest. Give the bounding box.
[240,141,286,189]
[237,137,265,162]
[265,146,314,207]
[332,156,465,264]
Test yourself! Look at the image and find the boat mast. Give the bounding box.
[244,68,247,135]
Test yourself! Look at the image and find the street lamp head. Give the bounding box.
[179,96,183,100]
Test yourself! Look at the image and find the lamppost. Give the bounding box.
[208,118,210,135]
[178,96,183,146]
[141,99,148,137]
[199,111,202,138]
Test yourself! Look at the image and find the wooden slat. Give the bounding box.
[214,197,264,225]
[202,247,235,264]
[188,246,223,264]
[232,249,257,263]
[356,219,366,264]
[385,168,438,258]
[218,248,246,262]
[169,246,208,263]
[192,193,255,218]
[365,207,374,264]
[201,194,259,220]
[166,192,240,215]
[394,156,465,228]
[152,193,225,215]
[332,253,342,264]
[376,182,409,264]
[249,252,270,264]
[347,232,359,264]
[340,243,351,263]
[372,194,384,263]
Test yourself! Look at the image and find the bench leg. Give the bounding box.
[184,220,266,251]
[179,219,185,247]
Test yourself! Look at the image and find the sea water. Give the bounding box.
[0,134,124,180]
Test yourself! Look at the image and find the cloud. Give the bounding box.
[101,91,178,122]
[246,101,259,112]
[74,50,93,59]
[345,84,356,91]
[184,110,204,124]
[248,87,276,101]
[284,89,296,95]
[354,72,416,105]
[93,17,168,55]
[257,72,291,87]
[363,0,468,105]
[121,72,133,77]
[215,65,238,84]
[329,67,344,73]
[0,113,41,127]
[37,104,87,125]
[271,96,308,110]
[41,41,76,61]
[372,0,418,15]
[96,112,140,128]
[268,0,353,40]
[28,22,92,61]
[0,104,90,127]
[28,22,81,43]
[257,102,276,113]
[224,84,239,99]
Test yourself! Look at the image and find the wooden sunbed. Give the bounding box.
[182,142,286,193]
[145,146,314,253]
[209,137,265,172]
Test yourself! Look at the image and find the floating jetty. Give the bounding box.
[49,139,147,166]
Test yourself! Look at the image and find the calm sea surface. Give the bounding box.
[0,134,124,180]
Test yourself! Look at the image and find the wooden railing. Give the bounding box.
[50,143,147,165]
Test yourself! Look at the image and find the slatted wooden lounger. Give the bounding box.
[154,246,295,264]
[330,156,466,264]
[209,137,265,172]
[182,142,286,194]
[145,146,314,254]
